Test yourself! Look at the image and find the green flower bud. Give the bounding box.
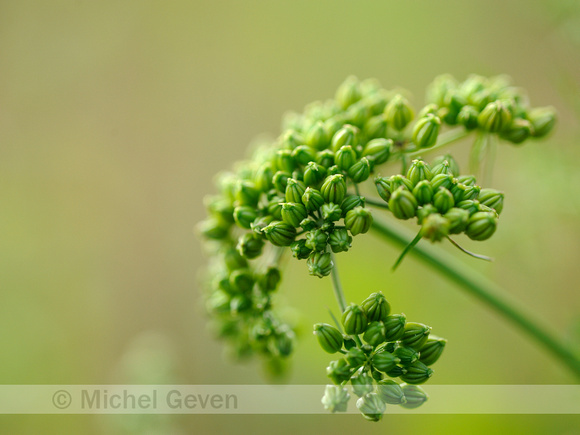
[356,393,386,422]
[371,350,400,373]
[254,163,274,192]
[500,118,533,144]
[456,199,480,216]
[271,326,294,357]
[389,187,418,220]
[427,74,457,106]
[393,344,420,366]
[419,335,447,366]
[363,138,392,165]
[385,94,414,131]
[420,213,450,242]
[291,145,316,166]
[400,361,433,385]
[389,174,414,191]
[237,232,265,259]
[307,251,333,278]
[418,103,438,118]
[198,218,230,240]
[401,322,431,350]
[336,76,362,110]
[412,114,441,149]
[258,266,281,292]
[463,185,480,201]
[346,347,367,368]
[230,294,252,315]
[250,215,274,236]
[326,358,352,384]
[363,321,386,347]
[444,207,470,234]
[348,157,371,183]
[413,180,434,206]
[385,365,407,378]
[302,187,325,212]
[335,145,357,171]
[321,385,350,413]
[305,121,329,150]
[527,106,556,138]
[280,129,304,150]
[361,292,391,322]
[442,90,467,124]
[229,269,254,293]
[285,178,306,203]
[265,197,282,220]
[363,115,388,140]
[400,384,429,409]
[305,229,329,251]
[262,221,297,246]
[321,174,347,204]
[316,149,335,169]
[314,323,344,353]
[456,175,476,186]
[341,195,366,216]
[327,165,341,176]
[206,290,231,314]
[345,101,372,128]
[375,177,392,202]
[235,180,261,206]
[407,159,434,186]
[303,162,327,187]
[417,204,438,225]
[432,174,455,193]
[345,206,373,236]
[450,183,469,203]
[431,154,460,177]
[275,149,296,173]
[351,370,374,397]
[457,105,479,130]
[299,217,316,231]
[478,188,504,214]
[384,313,407,341]
[233,206,258,229]
[324,116,343,139]
[281,202,308,227]
[291,239,312,259]
[331,124,359,152]
[273,170,291,193]
[377,380,406,405]
[223,247,249,271]
[466,211,498,241]
[329,228,352,253]
[478,100,512,132]
[342,304,368,335]
[431,160,454,177]
[433,187,455,213]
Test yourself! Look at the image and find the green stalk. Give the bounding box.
[370,216,580,379]
[329,252,347,313]
[406,128,470,157]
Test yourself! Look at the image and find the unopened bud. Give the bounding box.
[342,304,368,335]
[401,322,431,350]
[478,188,504,214]
[363,138,392,165]
[363,321,386,347]
[400,384,429,409]
[466,211,498,241]
[307,251,333,278]
[262,221,297,246]
[528,106,556,138]
[281,202,308,227]
[321,174,347,204]
[361,292,391,322]
[356,393,386,422]
[329,228,352,253]
[478,100,512,132]
[314,323,344,353]
[385,94,414,131]
[335,145,357,171]
[345,206,373,236]
[412,114,441,149]
[321,385,350,413]
[419,336,447,366]
[389,187,418,220]
[400,361,433,385]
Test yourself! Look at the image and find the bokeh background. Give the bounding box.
[1,0,580,433]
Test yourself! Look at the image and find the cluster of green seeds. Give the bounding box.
[316,292,444,421]
[197,74,554,382]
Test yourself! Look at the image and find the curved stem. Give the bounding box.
[370,215,580,379]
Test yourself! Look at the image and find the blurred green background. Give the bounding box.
[1,0,580,433]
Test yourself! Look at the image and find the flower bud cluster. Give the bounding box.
[426,74,556,144]
[375,156,503,242]
[318,292,446,421]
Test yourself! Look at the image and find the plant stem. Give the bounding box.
[370,215,580,379]
[364,197,390,209]
[329,252,347,313]
[330,252,362,346]
[406,128,470,157]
